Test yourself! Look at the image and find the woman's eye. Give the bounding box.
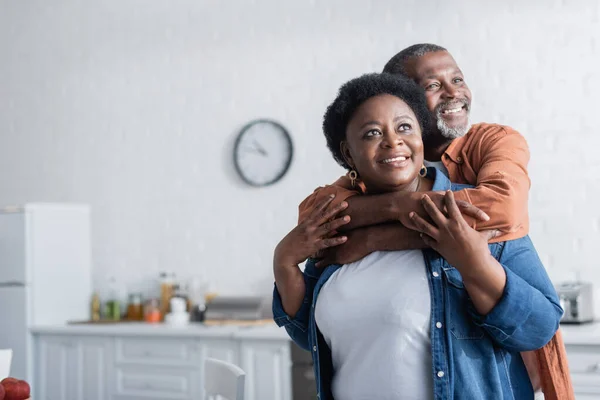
[398,123,412,132]
[365,129,382,138]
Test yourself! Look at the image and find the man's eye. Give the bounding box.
[425,83,440,90]
[453,77,464,84]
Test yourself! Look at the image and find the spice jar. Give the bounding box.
[126,293,144,321]
[144,298,161,323]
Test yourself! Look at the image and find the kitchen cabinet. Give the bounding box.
[561,323,600,398]
[239,339,292,400]
[32,324,292,400]
[36,335,110,400]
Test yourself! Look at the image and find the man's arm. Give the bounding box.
[299,181,487,231]
[452,124,530,234]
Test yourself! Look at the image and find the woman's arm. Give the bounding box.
[272,195,349,348]
[411,191,562,351]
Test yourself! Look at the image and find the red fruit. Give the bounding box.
[0,378,29,400]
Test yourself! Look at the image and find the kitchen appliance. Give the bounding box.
[0,204,92,382]
[204,296,267,321]
[556,281,595,324]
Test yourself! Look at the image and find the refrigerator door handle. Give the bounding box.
[0,281,26,287]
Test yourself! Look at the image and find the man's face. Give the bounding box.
[404,51,472,140]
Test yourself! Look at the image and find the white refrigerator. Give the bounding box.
[0,203,92,383]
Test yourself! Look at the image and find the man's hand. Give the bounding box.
[315,228,370,268]
[399,191,490,231]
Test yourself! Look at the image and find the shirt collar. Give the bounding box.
[428,166,452,192]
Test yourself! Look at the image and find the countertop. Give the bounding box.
[559,321,600,345]
[32,321,599,344]
[30,321,290,341]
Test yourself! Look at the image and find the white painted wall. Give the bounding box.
[0,0,599,299]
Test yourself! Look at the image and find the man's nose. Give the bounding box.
[441,84,461,100]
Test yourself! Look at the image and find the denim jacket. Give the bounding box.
[273,168,563,400]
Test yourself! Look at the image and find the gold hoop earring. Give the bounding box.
[419,165,427,178]
[348,170,358,187]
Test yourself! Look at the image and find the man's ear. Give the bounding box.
[340,141,355,169]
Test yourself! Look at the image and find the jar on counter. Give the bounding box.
[159,272,176,320]
[126,293,144,321]
[144,298,161,323]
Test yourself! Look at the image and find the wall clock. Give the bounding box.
[233,119,293,187]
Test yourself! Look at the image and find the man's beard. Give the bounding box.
[434,99,471,140]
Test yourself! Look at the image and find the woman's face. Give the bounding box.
[341,94,425,194]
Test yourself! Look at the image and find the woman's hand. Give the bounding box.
[399,191,490,231]
[409,190,497,271]
[274,194,350,269]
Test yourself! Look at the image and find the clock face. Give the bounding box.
[233,119,293,187]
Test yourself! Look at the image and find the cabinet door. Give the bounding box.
[75,337,111,400]
[239,340,291,400]
[203,339,238,365]
[35,336,78,400]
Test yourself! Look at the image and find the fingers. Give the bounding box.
[444,190,463,220]
[316,215,351,237]
[315,257,332,268]
[409,211,439,240]
[419,233,437,250]
[456,200,490,222]
[483,229,500,241]
[310,195,349,225]
[420,194,447,227]
[318,235,347,250]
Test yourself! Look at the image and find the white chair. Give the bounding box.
[0,349,12,379]
[204,357,246,400]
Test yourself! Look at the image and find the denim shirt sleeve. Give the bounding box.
[272,259,321,351]
[468,236,563,352]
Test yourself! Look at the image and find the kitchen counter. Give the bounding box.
[30,321,290,340]
[559,321,600,345]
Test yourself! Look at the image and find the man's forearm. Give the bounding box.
[340,192,412,230]
[362,223,427,251]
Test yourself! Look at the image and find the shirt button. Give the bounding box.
[436,322,442,329]
[437,371,445,378]
[432,271,439,277]
[456,156,463,163]
[313,346,317,352]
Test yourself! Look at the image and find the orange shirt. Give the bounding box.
[297,122,573,399]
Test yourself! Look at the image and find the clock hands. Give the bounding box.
[246,140,268,156]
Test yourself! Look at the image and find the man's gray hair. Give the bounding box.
[382,43,447,75]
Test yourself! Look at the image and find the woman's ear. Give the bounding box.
[340,141,355,169]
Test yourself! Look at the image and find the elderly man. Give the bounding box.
[295,44,573,400]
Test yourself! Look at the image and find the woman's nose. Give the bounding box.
[381,131,403,148]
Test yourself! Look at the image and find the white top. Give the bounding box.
[424,160,449,177]
[315,250,433,400]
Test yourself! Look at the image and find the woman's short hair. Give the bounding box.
[323,73,434,170]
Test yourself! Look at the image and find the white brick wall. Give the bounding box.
[0,1,599,301]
